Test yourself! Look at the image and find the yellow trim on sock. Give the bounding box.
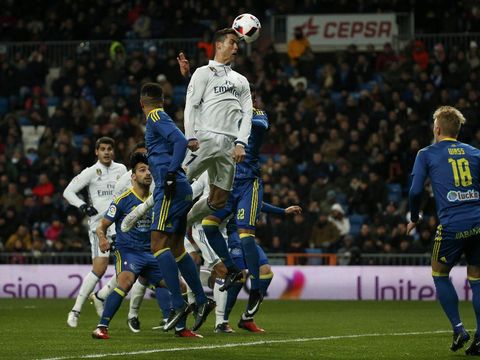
[202,219,220,226]
[432,271,449,277]
[468,276,480,281]
[239,233,255,239]
[114,288,126,297]
[153,247,171,258]
[175,251,187,262]
[260,272,274,280]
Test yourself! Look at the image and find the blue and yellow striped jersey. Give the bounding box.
[104,188,152,251]
[235,108,269,180]
[410,138,480,229]
[145,108,187,184]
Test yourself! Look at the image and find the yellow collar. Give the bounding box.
[147,108,164,117]
[439,137,457,142]
[131,188,150,202]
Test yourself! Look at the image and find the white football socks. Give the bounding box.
[96,275,117,300]
[214,279,227,326]
[72,271,100,312]
[128,280,147,319]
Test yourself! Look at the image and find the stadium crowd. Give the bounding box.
[2,1,480,262]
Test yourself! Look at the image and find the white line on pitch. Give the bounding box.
[37,330,452,360]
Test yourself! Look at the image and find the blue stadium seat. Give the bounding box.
[305,248,323,265]
[349,214,365,236]
[0,97,8,115]
[19,116,31,126]
[335,192,348,209]
[172,85,187,106]
[47,97,60,107]
[73,135,85,148]
[387,183,402,204]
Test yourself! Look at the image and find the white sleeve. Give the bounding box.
[63,168,91,208]
[184,69,207,141]
[113,172,132,199]
[236,78,252,146]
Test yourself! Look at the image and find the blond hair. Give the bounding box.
[433,106,466,137]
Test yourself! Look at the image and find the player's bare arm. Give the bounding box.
[232,143,246,163]
[285,205,302,215]
[177,52,191,78]
[96,218,113,253]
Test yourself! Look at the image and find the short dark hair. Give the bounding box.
[95,137,115,150]
[134,142,146,150]
[140,82,164,107]
[213,28,238,44]
[130,152,149,172]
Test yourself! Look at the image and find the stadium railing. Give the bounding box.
[393,33,480,53]
[0,252,432,266]
[0,38,201,67]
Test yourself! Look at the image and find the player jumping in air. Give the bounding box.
[407,106,480,354]
[183,28,253,288]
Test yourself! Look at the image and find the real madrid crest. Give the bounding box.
[96,168,102,176]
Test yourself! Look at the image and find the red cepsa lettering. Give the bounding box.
[324,21,392,38]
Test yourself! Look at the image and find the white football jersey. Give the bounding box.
[184,60,252,146]
[63,160,127,231]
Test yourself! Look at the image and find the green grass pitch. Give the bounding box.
[0,299,476,359]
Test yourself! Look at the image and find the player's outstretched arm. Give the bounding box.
[261,202,302,215]
[121,195,154,232]
[97,218,113,253]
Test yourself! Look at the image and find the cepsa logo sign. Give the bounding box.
[288,14,398,47]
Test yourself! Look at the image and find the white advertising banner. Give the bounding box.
[0,265,471,300]
[287,14,398,48]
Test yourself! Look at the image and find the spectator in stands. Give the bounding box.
[60,212,89,251]
[375,43,398,71]
[0,183,24,212]
[5,224,32,251]
[32,173,55,199]
[310,213,340,251]
[287,26,311,66]
[329,203,351,237]
[44,216,64,244]
[412,40,429,70]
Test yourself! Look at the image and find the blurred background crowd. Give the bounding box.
[1,0,480,262]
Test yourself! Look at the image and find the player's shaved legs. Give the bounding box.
[170,233,187,257]
[92,257,109,277]
[431,260,452,275]
[151,230,169,253]
[208,185,229,209]
[116,271,136,292]
[213,261,227,278]
[467,265,480,279]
